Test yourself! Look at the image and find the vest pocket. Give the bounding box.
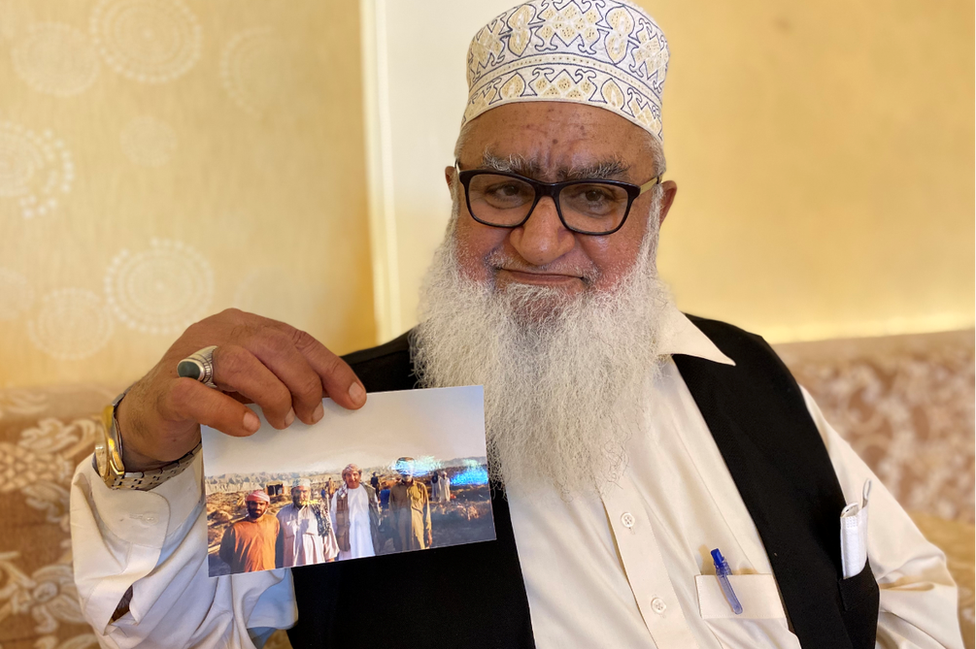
[837,562,879,612]
[837,562,880,649]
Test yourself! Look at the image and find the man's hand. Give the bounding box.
[426,530,433,548]
[116,309,366,472]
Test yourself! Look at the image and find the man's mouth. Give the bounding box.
[496,268,586,286]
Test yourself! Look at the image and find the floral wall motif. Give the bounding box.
[0,0,375,389]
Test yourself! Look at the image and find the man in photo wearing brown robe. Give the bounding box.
[389,457,432,551]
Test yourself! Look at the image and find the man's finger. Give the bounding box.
[272,323,367,410]
[240,330,327,425]
[167,378,263,437]
[209,345,294,429]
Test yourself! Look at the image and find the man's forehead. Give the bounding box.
[458,103,652,180]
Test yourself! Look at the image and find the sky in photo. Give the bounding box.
[202,385,486,477]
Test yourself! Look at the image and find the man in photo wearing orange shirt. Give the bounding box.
[217,489,279,573]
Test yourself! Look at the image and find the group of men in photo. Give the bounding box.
[216,457,437,573]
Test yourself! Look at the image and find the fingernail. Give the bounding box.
[284,408,295,427]
[312,402,324,423]
[243,411,260,433]
[348,382,366,404]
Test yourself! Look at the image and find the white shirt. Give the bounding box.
[69,309,963,649]
[507,308,963,649]
[276,503,331,568]
[330,485,375,560]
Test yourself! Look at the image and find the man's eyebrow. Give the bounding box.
[480,151,542,177]
[561,159,630,181]
[478,150,630,181]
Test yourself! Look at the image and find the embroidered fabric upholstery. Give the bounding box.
[0,384,121,649]
[774,329,975,523]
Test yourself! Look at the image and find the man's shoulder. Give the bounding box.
[681,314,789,374]
[683,314,770,354]
[342,330,410,365]
[341,331,416,392]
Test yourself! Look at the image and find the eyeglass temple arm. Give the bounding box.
[638,176,662,195]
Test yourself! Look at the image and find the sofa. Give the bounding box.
[1,329,972,649]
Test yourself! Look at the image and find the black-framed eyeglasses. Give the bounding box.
[455,161,661,236]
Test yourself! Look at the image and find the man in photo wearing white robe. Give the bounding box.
[330,464,380,560]
[276,478,339,568]
[438,470,450,504]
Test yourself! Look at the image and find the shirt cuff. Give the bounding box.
[70,452,204,633]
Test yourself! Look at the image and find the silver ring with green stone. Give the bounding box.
[177,345,218,389]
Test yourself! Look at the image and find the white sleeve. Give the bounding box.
[70,454,297,649]
[800,387,965,649]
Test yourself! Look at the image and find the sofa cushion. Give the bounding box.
[0,384,121,649]
[776,329,975,523]
[911,512,975,649]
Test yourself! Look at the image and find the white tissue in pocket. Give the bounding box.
[840,479,871,579]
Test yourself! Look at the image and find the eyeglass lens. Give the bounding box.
[466,174,631,234]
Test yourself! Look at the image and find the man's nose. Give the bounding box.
[508,196,575,266]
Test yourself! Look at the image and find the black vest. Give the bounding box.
[288,316,879,649]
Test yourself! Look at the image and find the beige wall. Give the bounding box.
[364,0,974,343]
[647,0,975,341]
[2,0,972,389]
[0,0,375,388]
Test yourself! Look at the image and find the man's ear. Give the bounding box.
[658,180,677,226]
[444,166,456,197]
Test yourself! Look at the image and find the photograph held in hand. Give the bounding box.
[201,386,494,576]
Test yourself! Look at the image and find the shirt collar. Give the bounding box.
[657,305,736,366]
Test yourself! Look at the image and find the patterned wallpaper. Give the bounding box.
[0,0,376,389]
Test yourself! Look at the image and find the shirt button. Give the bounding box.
[650,597,667,614]
[620,512,636,529]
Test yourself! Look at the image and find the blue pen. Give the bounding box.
[711,548,743,615]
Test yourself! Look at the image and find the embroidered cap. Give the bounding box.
[462,0,669,141]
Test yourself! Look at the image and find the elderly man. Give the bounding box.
[71,2,962,648]
[217,489,279,574]
[276,478,339,567]
[388,457,433,551]
[330,464,381,560]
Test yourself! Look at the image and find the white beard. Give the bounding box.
[413,194,676,497]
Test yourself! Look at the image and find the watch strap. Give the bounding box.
[104,442,201,491]
[101,387,201,491]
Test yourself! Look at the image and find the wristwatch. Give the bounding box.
[93,389,201,491]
